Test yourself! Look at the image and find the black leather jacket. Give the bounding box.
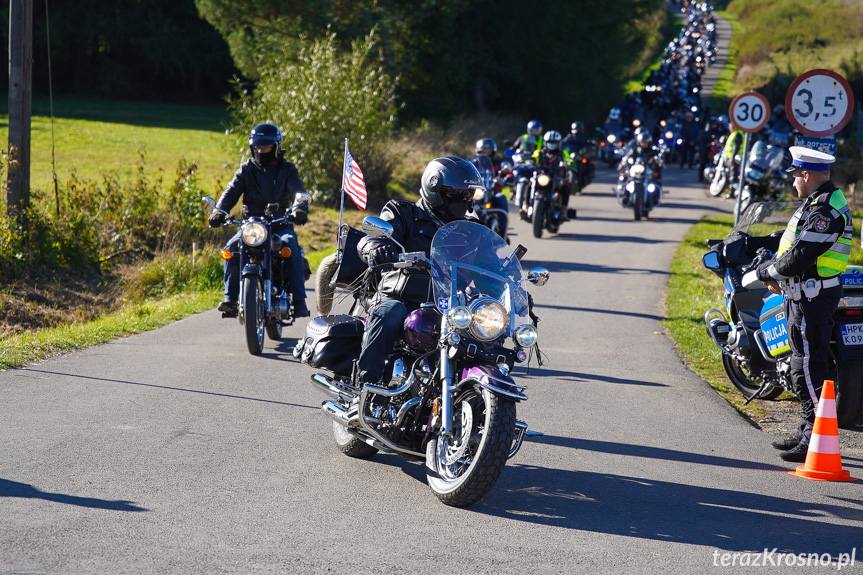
[357,199,442,305]
[216,155,307,219]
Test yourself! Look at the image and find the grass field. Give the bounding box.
[0,96,239,198]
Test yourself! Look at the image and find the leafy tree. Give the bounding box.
[228,32,398,206]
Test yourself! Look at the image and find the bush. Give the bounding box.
[227,31,399,207]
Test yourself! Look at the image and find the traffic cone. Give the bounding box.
[791,380,856,482]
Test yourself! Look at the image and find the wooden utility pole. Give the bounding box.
[7,0,33,219]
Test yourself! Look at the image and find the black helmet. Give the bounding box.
[249,123,282,165]
[475,137,497,155]
[420,156,483,210]
[571,121,585,134]
[543,130,562,151]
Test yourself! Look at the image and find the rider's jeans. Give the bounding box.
[223,224,306,307]
[357,298,414,384]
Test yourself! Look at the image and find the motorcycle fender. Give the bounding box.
[459,365,526,402]
[242,264,263,278]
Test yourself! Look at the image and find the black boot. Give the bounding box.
[771,435,802,451]
[218,300,238,318]
[779,442,809,463]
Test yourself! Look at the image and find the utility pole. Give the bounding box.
[7,0,33,220]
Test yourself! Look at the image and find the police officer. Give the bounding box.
[355,157,483,386]
[756,146,853,463]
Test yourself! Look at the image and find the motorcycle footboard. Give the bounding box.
[509,420,528,459]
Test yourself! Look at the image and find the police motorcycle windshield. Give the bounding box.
[730,201,801,238]
[430,221,530,328]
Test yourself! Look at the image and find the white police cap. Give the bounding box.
[785,145,835,172]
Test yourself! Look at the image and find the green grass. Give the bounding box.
[707,11,742,112]
[0,96,239,198]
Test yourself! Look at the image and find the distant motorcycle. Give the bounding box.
[508,151,536,216]
[616,154,663,221]
[202,193,311,355]
[736,140,792,218]
[562,140,597,194]
[468,154,508,242]
[526,163,569,238]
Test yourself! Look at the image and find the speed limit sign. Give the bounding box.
[786,69,854,137]
[729,92,770,133]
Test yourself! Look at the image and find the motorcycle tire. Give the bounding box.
[243,276,266,355]
[333,420,378,458]
[708,171,727,197]
[266,319,282,341]
[721,354,783,400]
[834,361,863,428]
[426,386,516,507]
[633,188,644,221]
[532,197,544,238]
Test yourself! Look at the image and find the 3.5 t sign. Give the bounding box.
[785,69,855,137]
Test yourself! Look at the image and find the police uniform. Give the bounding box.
[756,146,853,461]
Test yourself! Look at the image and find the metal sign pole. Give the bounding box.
[733,131,751,225]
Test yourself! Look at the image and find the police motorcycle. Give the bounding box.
[616,153,664,221]
[293,217,549,507]
[468,154,508,242]
[701,202,863,426]
[202,193,311,355]
[735,133,793,218]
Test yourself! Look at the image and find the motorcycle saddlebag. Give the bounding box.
[330,225,367,289]
[297,314,364,376]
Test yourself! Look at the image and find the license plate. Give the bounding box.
[840,323,863,346]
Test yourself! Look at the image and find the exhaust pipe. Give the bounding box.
[311,373,358,402]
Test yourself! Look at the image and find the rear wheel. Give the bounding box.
[709,170,728,197]
[333,421,378,458]
[834,361,863,428]
[243,276,265,355]
[266,319,282,341]
[532,197,544,238]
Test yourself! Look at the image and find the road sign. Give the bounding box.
[794,135,837,157]
[785,69,854,137]
[729,92,770,133]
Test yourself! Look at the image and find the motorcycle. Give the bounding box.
[293,217,550,506]
[526,162,570,238]
[468,154,508,242]
[701,201,863,426]
[596,127,625,168]
[508,151,536,217]
[202,193,311,355]
[616,154,663,221]
[736,139,793,218]
[562,140,597,194]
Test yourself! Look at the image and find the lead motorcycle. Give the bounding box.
[203,193,311,355]
[294,218,549,507]
[701,202,863,426]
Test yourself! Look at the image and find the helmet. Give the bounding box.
[608,108,621,121]
[475,137,497,155]
[248,123,282,165]
[543,130,562,150]
[420,156,483,209]
[636,131,652,145]
[571,121,585,134]
[527,120,543,136]
[633,125,648,137]
[717,114,730,128]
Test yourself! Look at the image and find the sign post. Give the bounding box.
[729,91,770,223]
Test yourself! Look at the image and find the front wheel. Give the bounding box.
[721,354,783,399]
[426,386,516,507]
[834,361,863,428]
[709,170,728,197]
[243,276,266,355]
[633,186,644,221]
[532,197,544,238]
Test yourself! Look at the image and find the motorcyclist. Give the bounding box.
[208,123,310,318]
[603,108,623,136]
[511,120,543,154]
[531,130,572,220]
[562,122,596,192]
[354,157,484,386]
[721,122,745,196]
[679,111,700,169]
[698,115,728,182]
[616,131,663,201]
[473,137,509,239]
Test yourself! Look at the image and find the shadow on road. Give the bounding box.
[0,478,147,511]
[530,303,665,322]
[520,259,670,277]
[516,367,668,387]
[20,369,319,411]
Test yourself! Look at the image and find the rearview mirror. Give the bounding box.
[527,267,550,286]
[201,196,216,214]
[702,251,721,270]
[362,216,394,238]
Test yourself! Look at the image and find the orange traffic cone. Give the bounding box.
[791,380,856,482]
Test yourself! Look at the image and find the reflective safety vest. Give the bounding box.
[723,130,743,159]
[777,188,852,278]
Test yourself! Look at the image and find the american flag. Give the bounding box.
[342,143,367,211]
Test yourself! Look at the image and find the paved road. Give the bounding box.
[2,164,861,574]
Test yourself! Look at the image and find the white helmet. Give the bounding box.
[608,108,621,121]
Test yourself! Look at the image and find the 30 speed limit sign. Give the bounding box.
[785,69,854,137]
[729,92,770,133]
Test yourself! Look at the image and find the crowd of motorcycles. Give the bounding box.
[198,1,862,510]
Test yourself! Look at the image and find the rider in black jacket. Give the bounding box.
[208,123,310,318]
[355,156,484,385]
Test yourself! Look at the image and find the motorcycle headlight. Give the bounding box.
[242,222,268,247]
[468,297,507,341]
[513,324,538,348]
[446,306,473,330]
[629,164,646,177]
[665,131,674,139]
[537,174,552,187]
[607,134,617,144]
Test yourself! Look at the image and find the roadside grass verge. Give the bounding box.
[707,11,741,112]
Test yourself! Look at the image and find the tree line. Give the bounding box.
[1,0,668,124]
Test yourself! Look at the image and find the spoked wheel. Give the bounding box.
[243,276,266,355]
[426,386,516,507]
[708,170,728,197]
[721,354,783,400]
[333,421,378,458]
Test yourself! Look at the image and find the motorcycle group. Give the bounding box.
[199,1,861,506]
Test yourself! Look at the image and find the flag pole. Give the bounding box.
[337,138,348,259]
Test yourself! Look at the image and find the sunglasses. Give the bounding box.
[443,188,473,200]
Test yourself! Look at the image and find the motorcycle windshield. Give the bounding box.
[731,201,802,238]
[468,154,495,192]
[430,221,530,331]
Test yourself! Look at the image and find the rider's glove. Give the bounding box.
[291,208,308,226]
[369,244,398,264]
[208,210,227,228]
